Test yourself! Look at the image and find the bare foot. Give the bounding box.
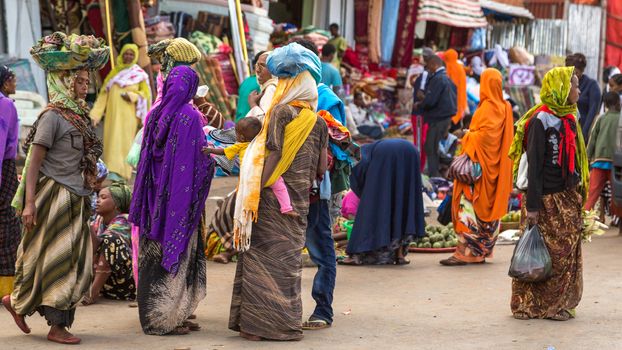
[47,325,81,344]
[2,295,30,334]
[240,331,262,341]
[283,211,300,218]
[81,294,98,306]
[212,253,230,264]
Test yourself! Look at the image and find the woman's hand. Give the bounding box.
[526,211,539,225]
[22,201,37,232]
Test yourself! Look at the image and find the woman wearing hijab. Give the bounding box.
[228,43,328,341]
[83,182,134,305]
[509,67,588,321]
[91,44,151,181]
[340,139,426,265]
[130,65,215,336]
[565,53,601,143]
[3,32,106,344]
[0,66,20,298]
[439,69,514,266]
[444,49,467,125]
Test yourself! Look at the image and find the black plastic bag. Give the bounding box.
[508,225,552,283]
[437,195,452,226]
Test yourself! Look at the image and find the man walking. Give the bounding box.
[415,55,457,177]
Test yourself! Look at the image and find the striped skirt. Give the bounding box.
[11,176,91,324]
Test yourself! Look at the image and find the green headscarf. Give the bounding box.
[108,182,132,213]
[508,66,589,202]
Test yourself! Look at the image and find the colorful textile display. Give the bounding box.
[30,32,109,72]
[380,0,400,65]
[417,0,487,28]
[367,0,383,64]
[391,0,419,68]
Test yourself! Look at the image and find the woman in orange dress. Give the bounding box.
[440,68,514,266]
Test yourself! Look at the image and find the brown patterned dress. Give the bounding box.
[511,188,583,318]
[228,104,328,341]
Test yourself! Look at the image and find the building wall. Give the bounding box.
[5,0,45,95]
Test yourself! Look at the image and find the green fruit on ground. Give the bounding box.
[447,223,453,229]
[432,242,443,249]
[422,237,430,243]
[431,234,444,243]
[422,242,432,248]
[450,240,458,247]
[443,241,453,248]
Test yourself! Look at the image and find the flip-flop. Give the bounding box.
[513,312,530,320]
[439,257,467,266]
[187,314,197,320]
[338,257,362,266]
[2,295,30,334]
[47,334,81,345]
[302,319,331,330]
[395,258,410,265]
[240,331,263,341]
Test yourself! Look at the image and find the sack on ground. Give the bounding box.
[508,224,552,283]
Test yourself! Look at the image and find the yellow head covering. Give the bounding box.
[102,43,140,87]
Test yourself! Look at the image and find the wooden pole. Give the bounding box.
[104,0,115,69]
[234,0,249,76]
[600,0,608,90]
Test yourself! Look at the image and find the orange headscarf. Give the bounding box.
[443,49,467,125]
[452,68,513,223]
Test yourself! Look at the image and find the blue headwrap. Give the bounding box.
[97,159,109,181]
[266,42,322,83]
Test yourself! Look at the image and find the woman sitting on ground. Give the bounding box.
[83,182,135,305]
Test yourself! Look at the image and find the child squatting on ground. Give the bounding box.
[202,117,298,217]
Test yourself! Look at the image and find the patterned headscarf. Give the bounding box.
[24,69,103,189]
[97,159,109,181]
[108,182,132,213]
[47,70,90,116]
[148,38,202,78]
[509,66,589,201]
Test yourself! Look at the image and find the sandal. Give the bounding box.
[166,326,191,335]
[513,312,530,320]
[338,257,363,266]
[395,257,410,265]
[183,320,201,331]
[187,314,197,320]
[212,254,230,264]
[439,256,467,266]
[549,310,573,321]
[302,318,331,330]
[2,295,31,334]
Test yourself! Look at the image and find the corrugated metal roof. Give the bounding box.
[481,0,535,19]
[487,19,568,56]
[524,0,565,19]
[567,4,603,79]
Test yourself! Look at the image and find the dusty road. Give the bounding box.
[1,178,621,350]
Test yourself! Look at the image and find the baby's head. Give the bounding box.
[235,117,263,142]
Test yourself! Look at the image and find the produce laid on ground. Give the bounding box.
[582,209,607,242]
[410,224,458,252]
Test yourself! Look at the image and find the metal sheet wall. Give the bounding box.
[487,20,568,56]
[567,4,602,80]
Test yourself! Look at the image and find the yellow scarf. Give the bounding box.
[233,71,318,251]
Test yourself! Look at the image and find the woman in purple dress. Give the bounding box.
[129,66,215,336]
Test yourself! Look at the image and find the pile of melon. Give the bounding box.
[411,224,458,249]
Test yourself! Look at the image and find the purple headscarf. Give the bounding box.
[129,65,215,274]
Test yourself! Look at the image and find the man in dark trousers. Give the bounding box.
[415,55,457,177]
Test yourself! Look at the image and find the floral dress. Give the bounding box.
[93,214,136,300]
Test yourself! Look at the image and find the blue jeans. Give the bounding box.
[305,199,336,324]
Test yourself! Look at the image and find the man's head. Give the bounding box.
[329,23,340,37]
[0,66,16,95]
[604,91,621,112]
[235,116,263,142]
[425,55,443,73]
[565,53,587,79]
[421,47,434,65]
[321,43,336,62]
[353,92,366,108]
[289,38,319,57]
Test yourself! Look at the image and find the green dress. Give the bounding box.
[235,75,260,121]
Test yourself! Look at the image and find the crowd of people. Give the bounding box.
[0,21,619,345]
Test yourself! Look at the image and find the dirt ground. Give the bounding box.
[1,177,621,350]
